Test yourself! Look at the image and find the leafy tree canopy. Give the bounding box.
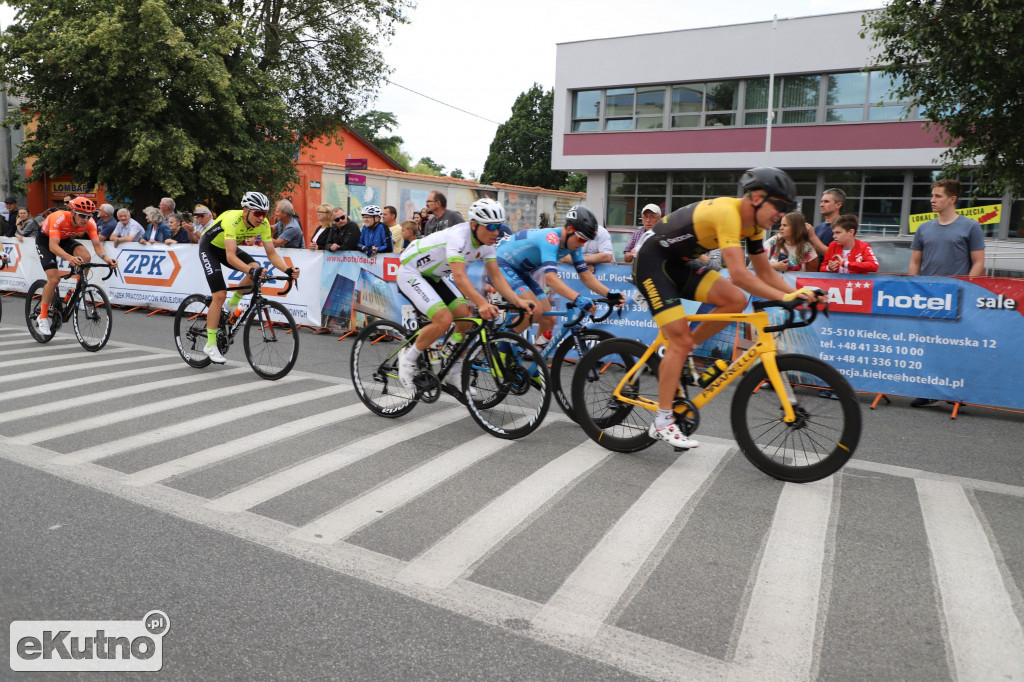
[351,110,409,170]
[0,0,409,210]
[862,1,1024,195]
[411,156,444,176]
[481,83,568,191]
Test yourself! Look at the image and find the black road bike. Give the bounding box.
[25,262,117,351]
[173,273,298,380]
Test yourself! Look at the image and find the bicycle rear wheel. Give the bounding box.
[244,300,299,380]
[731,354,860,482]
[73,284,112,351]
[549,329,614,421]
[350,320,417,417]
[571,338,657,453]
[173,294,213,368]
[462,331,550,439]
[25,280,57,343]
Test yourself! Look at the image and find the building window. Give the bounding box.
[827,70,914,123]
[571,90,601,131]
[608,171,668,226]
[670,81,738,128]
[602,86,666,131]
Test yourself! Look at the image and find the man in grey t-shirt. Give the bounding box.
[907,178,985,407]
[422,191,464,236]
[271,199,304,248]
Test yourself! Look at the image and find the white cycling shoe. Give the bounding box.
[37,316,51,335]
[398,352,417,389]
[204,345,227,364]
[648,422,700,450]
[445,361,478,398]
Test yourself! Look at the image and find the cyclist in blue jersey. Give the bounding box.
[495,206,621,345]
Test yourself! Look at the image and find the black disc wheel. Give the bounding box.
[72,284,112,351]
[731,354,860,482]
[571,338,658,453]
[350,320,417,418]
[462,331,551,440]
[243,300,299,380]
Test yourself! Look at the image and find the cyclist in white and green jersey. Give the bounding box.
[395,198,532,390]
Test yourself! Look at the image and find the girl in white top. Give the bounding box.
[765,211,820,273]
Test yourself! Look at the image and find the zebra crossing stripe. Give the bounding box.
[916,479,1024,680]
[289,432,513,543]
[1,356,174,397]
[534,441,730,640]
[0,346,133,369]
[395,440,612,590]
[124,398,362,488]
[730,477,835,681]
[50,383,347,464]
[209,405,468,515]
[0,364,216,424]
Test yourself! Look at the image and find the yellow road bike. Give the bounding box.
[570,298,860,482]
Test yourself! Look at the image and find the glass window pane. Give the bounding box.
[865,171,904,184]
[861,198,903,226]
[609,172,636,194]
[781,75,820,108]
[706,113,736,127]
[745,78,768,109]
[788,169,817,183]
[912,170,942,184]
[637,183,666,195]
[571,120,599,132]
[707,183,738,197]
[863,184,904,198]
[827,72,868,106]
[605,89,634,117]
[572,90,601,119]
[869,71,904,103]
[671,84,703,113]
[636,86,665,115]
[868,105,906,121]
[780,109,816,124]
[824,170,862,186]
[705,81,738,111]
[827,107,864,122]
[671,114,700,128]
[607,198,631,226]
[672,183,704,196]
[605,118,632,131]
[745,111,768,125]
[705,170,736,183]
[638,171,667,184]
[636,116,663,130]
[673,171,703,183]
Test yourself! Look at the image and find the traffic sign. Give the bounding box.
[345,158,368,170]
[346,174,366,186]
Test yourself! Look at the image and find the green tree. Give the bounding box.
[450,168,464,180]
[351,110,409,170]
[481,83,567,190]
[412,157,445,176]
[862,2,1024,195]
[0,0,408,210]
[560,172,587,193]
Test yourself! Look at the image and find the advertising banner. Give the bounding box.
[1,238,323,326]
[908,203,1002,232]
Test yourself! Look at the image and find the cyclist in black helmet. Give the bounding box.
[633,167,824,449]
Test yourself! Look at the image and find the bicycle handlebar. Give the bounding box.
[62,262,119,281]
[542,296,621,327]
[754,290,828,333]
[494,302,530,328]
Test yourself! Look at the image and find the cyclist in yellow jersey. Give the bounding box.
[198,191,299,364]
[633,167,824,448]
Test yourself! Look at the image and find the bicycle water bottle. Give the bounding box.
[440,332,463,362]
[697,360,728,388]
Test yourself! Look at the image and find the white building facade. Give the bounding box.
[552,11,1019,240]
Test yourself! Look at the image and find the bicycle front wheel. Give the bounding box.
[549,329,615,421]
[173,294,213,368]
[350,320,417,418]
[571,338,657,453]
[243,300,298,380]
[731,354,861,483]
[73,284,112,351]
[462,331,550,440]
[25,280,58,343]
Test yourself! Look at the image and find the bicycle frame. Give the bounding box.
[220,275,294,341]
[611,308,800,423]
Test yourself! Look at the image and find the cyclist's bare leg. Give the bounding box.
[207,290,227,332]
[658,317,696,411]
[414,306,454,351]
[40,244,89,314]
[689,277,747,346]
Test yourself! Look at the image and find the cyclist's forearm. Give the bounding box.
[579,270,610,297]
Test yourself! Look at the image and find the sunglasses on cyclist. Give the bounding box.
[479,222,506,232]
[573,231,590,243]
[249,210,268,219]
[73,211,92,220]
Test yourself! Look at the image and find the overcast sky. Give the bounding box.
[1,0,886,177]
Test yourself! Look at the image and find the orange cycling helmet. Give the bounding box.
[69,196,96,214]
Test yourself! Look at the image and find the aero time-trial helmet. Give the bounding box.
[739,167,797,206]
[360,205,383,217]
[68,197,96,215]
[240,191,270,212]
[468,198,506,225]
[564,205,598,240]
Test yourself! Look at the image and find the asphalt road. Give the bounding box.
[1,300,1022,680]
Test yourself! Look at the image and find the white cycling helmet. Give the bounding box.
[469,198,506,225]
[240,191,270,211]
[361,205,383,217]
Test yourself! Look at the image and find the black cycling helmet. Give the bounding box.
[740,167,797,205]
[564,205,598,240]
